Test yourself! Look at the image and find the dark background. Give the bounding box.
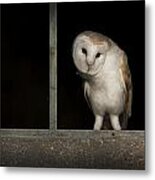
[0,1,145,130]
[57,1,145,130]
[1,4,49,128]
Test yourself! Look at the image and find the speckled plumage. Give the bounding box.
[72,31,132,130]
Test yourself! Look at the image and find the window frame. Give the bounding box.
[0,3,145,169]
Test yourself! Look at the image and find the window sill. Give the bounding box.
[0,130,145,169]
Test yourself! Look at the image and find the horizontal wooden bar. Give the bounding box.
[0,131,145,169]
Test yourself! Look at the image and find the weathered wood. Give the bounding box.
[0,131,145,169]
[50,3,57,130]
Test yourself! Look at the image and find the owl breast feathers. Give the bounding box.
[72,31,132,130]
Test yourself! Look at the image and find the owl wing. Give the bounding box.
[119,51,133,119]
[84,81,92,110]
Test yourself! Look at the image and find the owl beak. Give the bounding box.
[86,58,95,66]
[87,64,93,72]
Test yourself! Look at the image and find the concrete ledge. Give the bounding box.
[0,131,145,169]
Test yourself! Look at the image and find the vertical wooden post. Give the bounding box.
[50,3,57,131]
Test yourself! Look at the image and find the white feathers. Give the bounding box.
[72,31,132,130]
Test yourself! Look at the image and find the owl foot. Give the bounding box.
[110,114,121,130]
[93,115,103,130]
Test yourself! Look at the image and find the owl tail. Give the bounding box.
[120,113,128,130]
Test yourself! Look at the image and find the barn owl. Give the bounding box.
[72,31,132,130]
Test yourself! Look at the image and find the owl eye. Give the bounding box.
[95,52,101,58]
[82,48,87,56]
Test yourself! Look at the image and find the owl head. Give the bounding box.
[72,31,112,77]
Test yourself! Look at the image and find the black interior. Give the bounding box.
[0,1,145,130]
[1,3,49,128]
